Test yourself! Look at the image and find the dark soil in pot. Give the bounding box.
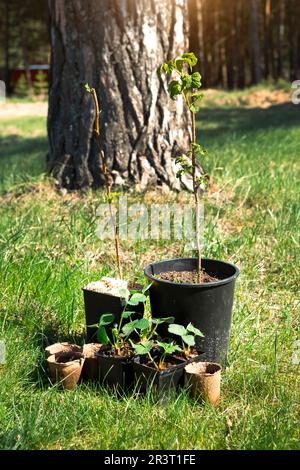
[144,258,239,365]
[159,270,218,284]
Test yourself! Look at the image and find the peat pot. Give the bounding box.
[144,258,239,365]
[47,351,85,390]
[185,361,222,406]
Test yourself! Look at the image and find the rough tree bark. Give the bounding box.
[47,0,190,190]
[249,0,261,85]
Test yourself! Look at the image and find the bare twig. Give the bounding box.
[191,111,202,281]
[89,87,123,280]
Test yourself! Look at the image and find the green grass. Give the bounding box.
[0,94,299,450]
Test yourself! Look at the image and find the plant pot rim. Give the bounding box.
[47,352,85,366]
[144,257,239,288]
[185,361,222,376]
[96,347,133,362]
[134,357,186,375]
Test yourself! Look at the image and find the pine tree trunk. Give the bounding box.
[47,0,190,190]
[249,0,261,84]
[262,0,271,80]
[288,0,299,81]
[4,0,10,92]
[225,0,236,90]
[236,0,245,88]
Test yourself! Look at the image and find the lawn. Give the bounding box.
[0,92,299,450]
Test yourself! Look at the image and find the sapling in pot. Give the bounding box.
[83,84,144,340]
[144,52,240,364]
[168,322,204,362]
[130,317,201,392]
[93,289,148,390]
[132,338,187,395]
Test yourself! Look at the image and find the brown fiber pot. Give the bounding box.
[185,361,222,406]
[47,352,85,390]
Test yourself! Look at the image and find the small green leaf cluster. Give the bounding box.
[175,150,209,191]
[130,319,204,370]
[90,288,148,356]
[90,285,204,370]
[168,323,204,357]
[158,52,203,113]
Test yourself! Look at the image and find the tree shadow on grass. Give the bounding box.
[198,102,299,142]
[0,135,47,160]
[0,135,47,189]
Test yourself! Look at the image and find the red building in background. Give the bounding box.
[11,64,49,89]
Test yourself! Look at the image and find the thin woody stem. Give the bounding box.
[90,88,123,280]
[191,111,202,280]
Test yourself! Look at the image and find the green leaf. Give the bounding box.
[134,318,150,331]
[168,80,182,99]
[111,327,119,343]
[122,320,138,337]
[99,313,115,327]
[191,72,202,88]
[181,52,198,69]
[131,341,153,355]
[127,293,147,306]
[189,104,200,114]
[152,316,175,325]
[189,93,203,113]
[181,74,192,90]
[168,323,187,337]
[119,288,130,302]
[175,59,184,72]
[121,310,136,319]
[97,326,110,344]
[182,334,195,347]
[157,341,182,355]
[186,323,204,337]
[158,60,176,77]
[85,83,92,93]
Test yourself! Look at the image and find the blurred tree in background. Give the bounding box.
[188,0,300,88]
[0,0,49,93]
[1,0,299,94]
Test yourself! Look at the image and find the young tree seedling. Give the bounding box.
[89,289,147,356]
[85,84,122,280]
[158,52,208,281]
[168,322,204,358]
[131,338,181,371]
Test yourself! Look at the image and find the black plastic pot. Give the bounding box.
[96,350,134,391]
[83,288,144,342]
[133,356,186,395]
[144,258,239,365]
